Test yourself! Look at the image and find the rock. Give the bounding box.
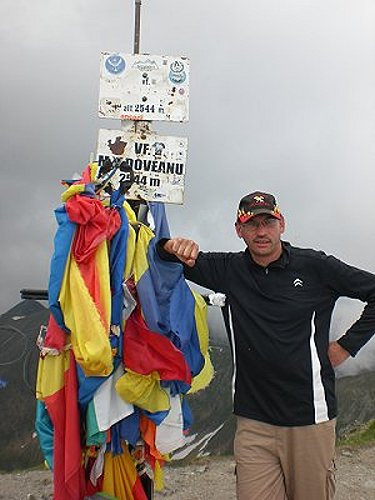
[341,450,353,457]
[195,465,208,474]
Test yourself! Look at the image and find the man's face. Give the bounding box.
[235,214,285,262]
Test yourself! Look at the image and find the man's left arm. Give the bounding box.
[328,341,350,367]
[323,254,375,364]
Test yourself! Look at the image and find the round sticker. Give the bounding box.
[169,71,186,84]
[105,54,126,75]
[170,60,184,73]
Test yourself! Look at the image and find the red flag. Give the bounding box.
[124,310,192,385]
[44,351,86,499]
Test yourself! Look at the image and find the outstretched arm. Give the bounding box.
[163,238,200,267]
[157,238,229,293]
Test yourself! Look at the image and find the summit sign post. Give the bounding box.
[96,2,190,204]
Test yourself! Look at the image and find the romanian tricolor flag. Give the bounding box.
[133,204,205,377]
[61,190,119,377]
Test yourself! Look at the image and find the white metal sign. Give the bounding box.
[98,52,190,122]
[96,126,187,204]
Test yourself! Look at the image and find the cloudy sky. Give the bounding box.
[1,0,375,373]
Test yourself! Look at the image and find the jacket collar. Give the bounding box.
[245,241,291,269]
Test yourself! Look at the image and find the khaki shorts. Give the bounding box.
[234,417,336,500]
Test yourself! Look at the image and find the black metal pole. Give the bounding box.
[134,0,142,54]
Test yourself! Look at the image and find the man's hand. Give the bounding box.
[163,238,199,267]
[328,341,350,368]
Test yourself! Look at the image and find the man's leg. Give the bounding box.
[278,419,336,500]
[234,417,288,500]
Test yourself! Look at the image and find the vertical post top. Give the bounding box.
[134,0,142,55]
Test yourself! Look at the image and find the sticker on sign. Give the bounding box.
[99,52,190,122]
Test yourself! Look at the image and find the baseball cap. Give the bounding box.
[236,191,282,223]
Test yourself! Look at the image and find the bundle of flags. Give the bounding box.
[35,164,214,500]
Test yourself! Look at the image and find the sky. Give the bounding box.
[1,0,375,374]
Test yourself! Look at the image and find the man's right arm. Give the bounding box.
[162,238,200,267]
[157,238,229,293]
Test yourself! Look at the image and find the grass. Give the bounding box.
[337,419,375,447]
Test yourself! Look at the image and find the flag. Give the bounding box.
[133,204,205,377]
[123,309,192,385]
[58,189,122,377]
[36,350,85,500]
[101,444,147,500]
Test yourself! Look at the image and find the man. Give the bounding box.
[157,191,375,500]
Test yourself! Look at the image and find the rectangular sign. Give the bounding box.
[98,52,190,122]
[96,127,187,204]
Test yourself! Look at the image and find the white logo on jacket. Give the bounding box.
[293,278,304,287]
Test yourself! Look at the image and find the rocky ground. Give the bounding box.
[0,445,374,499]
